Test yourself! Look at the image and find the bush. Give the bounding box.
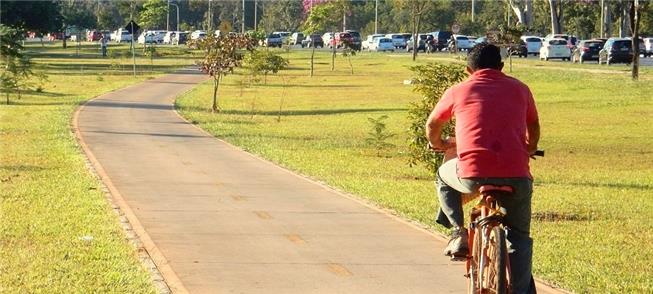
[407,62,466,176]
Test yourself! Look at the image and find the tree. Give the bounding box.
[548,0,563,34]
[258,0,303,32]
[303,2,337,77]
[139,0,168,30]
[507,0,533,28]
[193,34,255,112]
[59,1,96,49]
[0,1,62,34]
[0,25,33,104]
[393,0,431,61]
[630,0,644,81]
[243,50,289,84]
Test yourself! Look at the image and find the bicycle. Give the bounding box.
[462,150,544,294]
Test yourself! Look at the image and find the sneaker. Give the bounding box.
[444,227,469,259]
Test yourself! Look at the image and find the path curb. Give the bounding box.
[72,92,189,294]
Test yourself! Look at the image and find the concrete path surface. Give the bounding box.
[75,69,560,294]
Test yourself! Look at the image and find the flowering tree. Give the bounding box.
[193,34,255,112]
[302,0,331,15]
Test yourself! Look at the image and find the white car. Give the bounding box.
[138,31,165,44]
[274,31,291,43]
[362,34,384,50]
[454,34,473,50]
[191,30,207,40]
[322,32,334,47]
[521,36,543,55]
[114,30,132,43]
[385,34,406,48]
[643,37,653,57]
[540,38,571,61]
[369,37,395,52]
[163,31,185,44]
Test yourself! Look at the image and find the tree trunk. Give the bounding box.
[310,46,315,77]
[348,56,353,75]
[548,0,562,34]
[630,0,640,81]
[412,9,419,61]
[525,0,533,27]
[212,75,221,112]
[6,93,9,105]
[331,45,336,71]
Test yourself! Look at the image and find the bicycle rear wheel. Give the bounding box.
[482,226,508,294]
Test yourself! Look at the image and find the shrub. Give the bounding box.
[407,62,466,176]
[365,115,395,156]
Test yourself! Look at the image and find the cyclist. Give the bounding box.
[425,43,540,294]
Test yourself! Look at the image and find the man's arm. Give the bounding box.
[526,120,540,155]
[425,112,455,150]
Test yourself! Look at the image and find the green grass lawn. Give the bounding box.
[0,42,195,292]
[176,49,653,293]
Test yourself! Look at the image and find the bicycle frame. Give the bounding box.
[466,192,512,294]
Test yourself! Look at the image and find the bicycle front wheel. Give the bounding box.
[483,226,508,294]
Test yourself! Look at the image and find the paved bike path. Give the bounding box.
[75,69,558,294]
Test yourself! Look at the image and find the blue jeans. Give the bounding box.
[435,160,537,294]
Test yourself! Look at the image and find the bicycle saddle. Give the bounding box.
[478,185,514,193]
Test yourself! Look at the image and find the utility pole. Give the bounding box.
[242,0,245,33]
[375,0,378,34]
[166,0,170,31]
[254,0,257,31]
[171,3,179,32]
[208,0,212,31]
[471,0,475,22]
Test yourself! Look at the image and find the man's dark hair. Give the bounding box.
[467,43,502,70]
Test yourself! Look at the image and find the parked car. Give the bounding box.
[544,33,577,50]
[406,34,429,52]
[430,31,453,51]
[265,32,282,47]
[163,31,183,44]
[137,31,165,44]
[115,30,132,43]
[636,37,647,57]
[87,30,102,41]
[302,34,323,48]
[322,32,334,47]
[521,36,543,55]
[274,31,291,44]
[172,32,188,45]
[644,37,653,57]
[362,34,384,50]
[453,34,473,51]
[540,38,571,61]
[290,32,304,45]
[571,39,604,63]
[507,40,528,58]
[190,30,206,40]
[368,37,395,52]
[330,32,353,48]
[599,38,633,65]
[345,30,362,51]
[385,34,407,49]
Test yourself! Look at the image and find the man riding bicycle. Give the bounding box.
[425,43,540,294]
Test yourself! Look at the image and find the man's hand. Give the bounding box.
[429,136,456,151]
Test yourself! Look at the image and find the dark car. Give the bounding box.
[599,38,633,65]
[172,32,188,45]
[302,34,324,48]
[430,31,453,51]
[345,30,362,51]
[572,40,604,63]
[508,40,528,58]
[331,32,353,48]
